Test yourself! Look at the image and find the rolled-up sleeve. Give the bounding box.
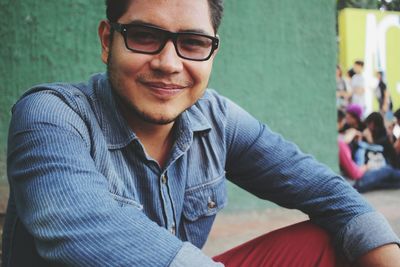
[340,212,400,261]
[222,97,400,262]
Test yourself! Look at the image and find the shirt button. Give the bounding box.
[161,174,167,184]
[208,199,216,209]
[170,226,176,235]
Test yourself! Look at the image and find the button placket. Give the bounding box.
[170,222,176,235]
[161,174,167,184]
[160,172,177,235]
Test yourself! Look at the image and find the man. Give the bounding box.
[350,60,366,114]
[375,71,393,121]
[2,0,400,266]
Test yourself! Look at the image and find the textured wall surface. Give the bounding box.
[0,1,106,184]
[0,0,337,188]
[212,0,337,167]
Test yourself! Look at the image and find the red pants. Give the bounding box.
[212,221,348,267]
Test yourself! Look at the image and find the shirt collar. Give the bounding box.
[91,73,212,149]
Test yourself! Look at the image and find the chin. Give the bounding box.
[137,110,179,125]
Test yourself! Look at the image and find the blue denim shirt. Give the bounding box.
[3,73,399,266]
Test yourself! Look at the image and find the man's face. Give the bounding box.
[99,0,217,125]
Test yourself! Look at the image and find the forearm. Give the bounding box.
[338,212,400,263]
[223,102,400,264]
[356,244,400,267]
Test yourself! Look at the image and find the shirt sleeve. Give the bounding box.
[223,98,400,262]
[7,91,220,266]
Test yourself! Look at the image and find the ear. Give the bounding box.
[98,20,112,64]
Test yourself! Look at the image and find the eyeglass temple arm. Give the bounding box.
[109,22,124,32]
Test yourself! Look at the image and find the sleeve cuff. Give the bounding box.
[340,211,400,262]
[169,242,224,267]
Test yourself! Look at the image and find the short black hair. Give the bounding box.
[105,0,224,33]
[354,60,364,67]
[394,108,400,121]
[337,109,345,122]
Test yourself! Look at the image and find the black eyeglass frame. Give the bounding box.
[109,22,220,61]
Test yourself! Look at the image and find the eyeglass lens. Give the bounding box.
[125,25,214,60]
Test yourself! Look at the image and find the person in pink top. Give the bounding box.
[338,130,400,192]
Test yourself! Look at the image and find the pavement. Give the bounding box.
[203,188,400,256]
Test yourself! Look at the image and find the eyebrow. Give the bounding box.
[124,19,212,35]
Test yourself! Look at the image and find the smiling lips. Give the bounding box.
[141,81,188,98]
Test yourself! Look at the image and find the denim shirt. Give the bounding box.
[3,73,399,266]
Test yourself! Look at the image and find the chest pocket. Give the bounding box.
[181,174,227,248]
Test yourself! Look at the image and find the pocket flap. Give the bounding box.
[183,175,227,221]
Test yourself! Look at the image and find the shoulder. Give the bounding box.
[12,73,106,116]
[191,89,264,137]
[195,89,247,117]
[10,75,103,135]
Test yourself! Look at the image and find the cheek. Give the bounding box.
[110,45,149,78]
[187,63,213,87]
[118,57,146,77]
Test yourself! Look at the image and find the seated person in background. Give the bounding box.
[363,112,397,167]
[339,129,400,193]
[337,109,346,132]
[339,104,366,165]
[340,103,365,133]
[392,109,400,165]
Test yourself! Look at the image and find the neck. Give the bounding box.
[119,104,176,169]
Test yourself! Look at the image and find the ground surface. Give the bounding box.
[203,188,400,256]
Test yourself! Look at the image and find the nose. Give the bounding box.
[149,40,183,74]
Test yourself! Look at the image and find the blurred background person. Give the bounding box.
[363,112,397,168]
[338,129,400,193]
[341,103,364,133]
[350,60,366,115]
[391,109,400,166]
[337,109,346,132]
[336,65,351,110]
[339,104,367,165]
[375,71,393,122]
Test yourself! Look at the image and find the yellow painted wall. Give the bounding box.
[338,8,400,112]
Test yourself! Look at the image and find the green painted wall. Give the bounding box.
[0,1,106,186]
[212,0,337,167]
[0,1,337,199]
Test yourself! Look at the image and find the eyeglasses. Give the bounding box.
[110,22,219,61]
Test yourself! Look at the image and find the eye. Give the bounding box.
[127,28,160,45]
[179,35,212,50]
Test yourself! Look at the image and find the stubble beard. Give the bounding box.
[107,51,178,126]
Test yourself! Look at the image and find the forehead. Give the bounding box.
[119,0,214,34]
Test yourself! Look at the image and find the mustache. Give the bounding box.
[136,73,194,88]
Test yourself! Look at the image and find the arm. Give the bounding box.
[338,139,365,180]
[8,90,220,266]
[382,89,391,113]
[223,99,400,263]
[356,244,400,267]
[336,90,350,99]
[362,128,374,144]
